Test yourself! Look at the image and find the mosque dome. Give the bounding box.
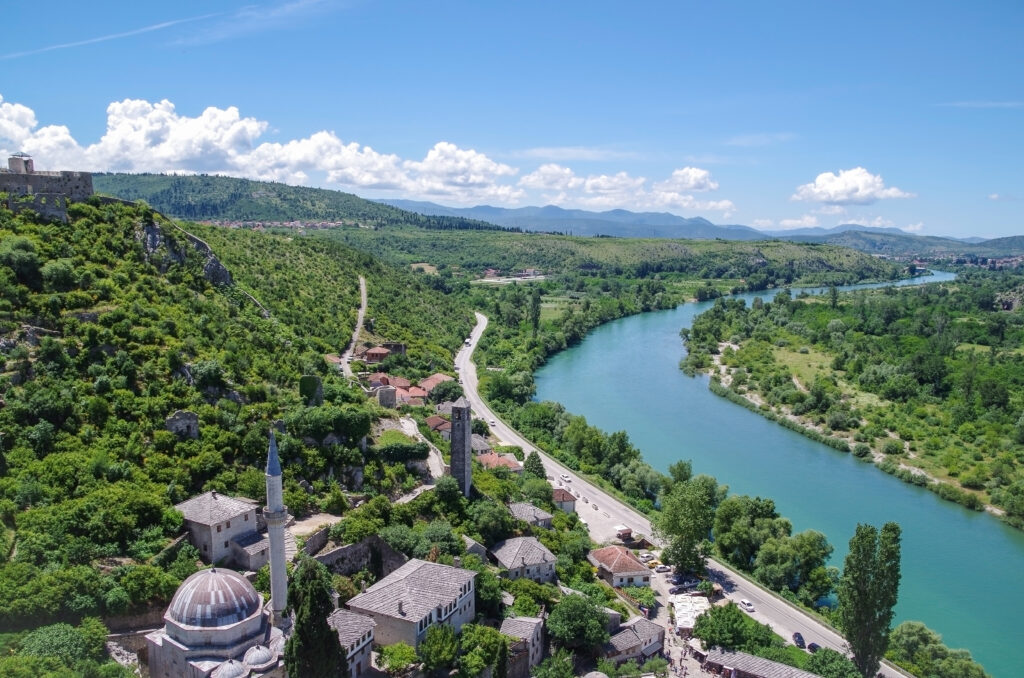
[211,659,250,678]
[243,643,275,666]
[166,568,262,628]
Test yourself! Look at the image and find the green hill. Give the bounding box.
[92,173,510,230]
[0,198,471,639]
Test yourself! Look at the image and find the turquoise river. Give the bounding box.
[534,271,1020,678]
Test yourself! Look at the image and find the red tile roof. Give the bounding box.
[477,451,523,472]
[425,415,450,430]
[552,488,576,503]
[588,545,648,575]
[419,373,455,393]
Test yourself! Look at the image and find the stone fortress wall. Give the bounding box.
[0,154,94,222]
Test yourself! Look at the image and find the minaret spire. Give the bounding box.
[265,428,289,626]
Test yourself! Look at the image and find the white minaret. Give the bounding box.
[265,429,289,626]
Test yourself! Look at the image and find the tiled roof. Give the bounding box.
[453,396,470,409]
[552,488,576,503]
[327,608,377,648]
[408,386,428,398]
[588,545,648,575]
[346,559,476,621]
[607,617,663,653]
[436,401,456,415]
[388,376,411,389]
[500,616,544,641]
[425,415,450,430]
[477,451,522,472]
[176,491,255,526]
[704,649,821,678]
[419,373,454,393]
[471,434,492,451]
[491,536,554,569]
[509,502,553,524]
[231,531,270,555]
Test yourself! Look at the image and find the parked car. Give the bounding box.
[639,553,656,562]
[489,419,496,426]
[792,632,805,649]
[592,503,598,510]
[807,642,821,654]
[739,599,755,613]
[654,564,672,573]
[560,473,571,482]
[646,560,660,569]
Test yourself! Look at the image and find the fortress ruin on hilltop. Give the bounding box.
[0,152,94,221]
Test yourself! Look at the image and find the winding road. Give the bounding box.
[456,311,910,678]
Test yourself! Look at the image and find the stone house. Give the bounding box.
[477,451,523,475]
[500,616,545,669]
[471,433,493,454]
[425,415,452,441]
[603,617,665,665]
[490,537,556,583]
[175,491,263,567]
[419,373,454,395]
[327,608,377,678]
[364,346,391,363]
[588,545,651,588]
[345,559,476,647]
[509,502,553,528]
[551,488,576,513]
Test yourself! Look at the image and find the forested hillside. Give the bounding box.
[0,199,471,659]
[93,173,511,231]
[682,271,1024,525]
[324,225,904,283]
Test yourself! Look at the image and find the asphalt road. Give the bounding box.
[456,312,910,678]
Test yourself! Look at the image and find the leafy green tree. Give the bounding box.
[380,642,419,676]
[885,621,990,678]
[692,602,750,651]
[284,558,348,678]
[806,648,861,678]
[837,522,902,678]
[522,477,554,508]
[431,380,464,404]
[655,475,718,573]
[458,624,508,678]
[523,451,546,479]
[18,622,91,665]
[532,649,575,678]
[420,624,459,676]
[546,594,609,653]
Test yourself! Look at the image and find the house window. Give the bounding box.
[203,544,208,552]
[217,524,222,532]
[226,520,231,528]
[224,541,228,548]
[244,514,249,521]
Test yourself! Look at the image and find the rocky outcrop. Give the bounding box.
[165,410,200,439]
[137,220,232,286]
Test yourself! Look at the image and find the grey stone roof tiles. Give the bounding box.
[491,537,555,569]
[327,608,377,648]
[499,616,543,641]
[346,559,476,621]
[704,648,821,678]
[176,491,255,526]
[508,502,553,524]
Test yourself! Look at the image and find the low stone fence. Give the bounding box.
[314,534,407,578]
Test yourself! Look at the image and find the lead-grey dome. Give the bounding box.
[212,659,249,678]
[243,643,274,666]
[166,568,262,628]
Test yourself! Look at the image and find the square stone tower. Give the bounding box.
[449,396,472,497]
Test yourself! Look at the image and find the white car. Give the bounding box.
[560,473,571,482]
[739,599,755,613]
[489,419,496,426]
[639,553,655,562]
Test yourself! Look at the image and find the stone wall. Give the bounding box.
[0,170,93,221]
[302,525,332,556]
[314,534,407,578]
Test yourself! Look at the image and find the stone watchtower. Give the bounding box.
[449,397,473,497]
[265,429,289,627]
[0,152,93,222]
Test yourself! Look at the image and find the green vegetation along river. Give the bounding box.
[535,271,1019,678]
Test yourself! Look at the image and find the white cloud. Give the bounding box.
[844,215,895,228]
[778,214,820,229]
[725,132,796,147]
[905,222,924,233]
[792,167,914,205]
[652,167,719,193]
[0,92,741,212]
[518,163,584,192]
[751,218,774,228]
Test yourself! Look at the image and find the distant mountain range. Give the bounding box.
[90,174,1024,259]
[383,200,1024,258]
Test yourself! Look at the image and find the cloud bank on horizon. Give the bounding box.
[1,92,920,230]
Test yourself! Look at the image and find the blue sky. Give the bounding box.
[2,0,1021,237]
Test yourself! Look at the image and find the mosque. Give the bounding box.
[146,431,291,678]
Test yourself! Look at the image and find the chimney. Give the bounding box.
[522,557,527,566]
[361,580,367,592]
[398,600,405,616]
[454,556,462,568]
[331,589,340,609]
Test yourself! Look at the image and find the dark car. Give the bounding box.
[792,632,805,649]
[807,642,821,654]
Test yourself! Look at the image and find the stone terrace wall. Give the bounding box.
[314,534,407,578]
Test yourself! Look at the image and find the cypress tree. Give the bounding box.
[837,522,902,678]
[523,451,546,479]
[284,557,348,678]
